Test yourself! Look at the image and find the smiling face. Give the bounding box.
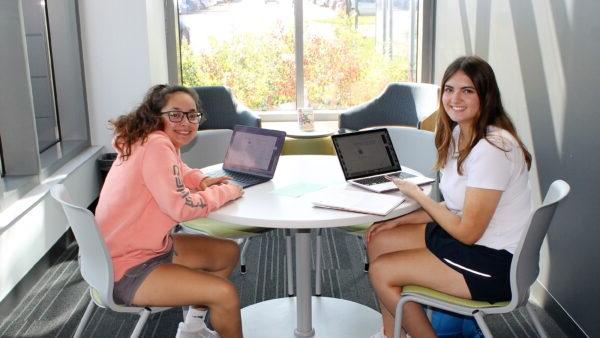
[160,91,198,149]
[442,70,481,129]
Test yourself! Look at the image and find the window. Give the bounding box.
[22,0,61,152]
[176,0,421,113]
[0,0,88,185]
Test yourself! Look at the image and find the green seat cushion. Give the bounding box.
[282,137,335,155]
[339,223,371,235]
[403,285,509,308]
[90,288,108,308]
[181,218,268,238]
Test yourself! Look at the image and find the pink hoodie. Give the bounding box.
[95,131,239,281]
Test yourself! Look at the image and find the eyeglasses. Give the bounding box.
[159,111,204,124]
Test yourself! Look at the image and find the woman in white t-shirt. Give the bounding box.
[366,55,533,338]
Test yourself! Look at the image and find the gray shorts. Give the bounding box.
[113,249,174,306]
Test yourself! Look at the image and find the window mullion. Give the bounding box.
[294,0,304,109]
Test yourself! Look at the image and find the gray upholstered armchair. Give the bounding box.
[192,86,261,130]
[338,82,439,133]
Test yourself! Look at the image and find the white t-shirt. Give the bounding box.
[438,126,532,254]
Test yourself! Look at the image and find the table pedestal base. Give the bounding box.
[241,296,381,338]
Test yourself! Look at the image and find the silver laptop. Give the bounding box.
[331,128,435,193]
[206,125,286,188]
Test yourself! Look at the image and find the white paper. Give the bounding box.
[311,188,405,216]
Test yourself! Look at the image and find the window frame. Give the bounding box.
[0,134,5,178]
[0,0,90,204]
[164,0,435,121]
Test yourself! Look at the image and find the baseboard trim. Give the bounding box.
[532,281,588,337]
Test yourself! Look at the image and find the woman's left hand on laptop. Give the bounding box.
[198,175,231,190]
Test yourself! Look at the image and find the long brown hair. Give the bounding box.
[110,84,200,161]
[434,56,532,174]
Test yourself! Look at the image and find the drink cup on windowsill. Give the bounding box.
[297,108,314,132]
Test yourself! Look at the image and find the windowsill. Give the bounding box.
[262,121,339,137]
[0,140,90,215]
[39,140,89,179]
[259,109,342,122]
[0,145,102,232]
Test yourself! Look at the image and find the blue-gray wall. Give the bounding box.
[434,1,600,336]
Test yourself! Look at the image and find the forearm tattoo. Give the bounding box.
[172,165,206,208]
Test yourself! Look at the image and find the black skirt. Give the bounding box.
[425,222,513,303]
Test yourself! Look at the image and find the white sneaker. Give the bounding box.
[175,322,220,338]
[198,325,220,338]
[369,328,387,338]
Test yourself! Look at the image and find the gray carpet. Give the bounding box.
[0,229,566,337]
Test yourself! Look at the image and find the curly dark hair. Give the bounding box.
[110,84,201,161]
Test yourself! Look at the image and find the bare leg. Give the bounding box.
[367,223,427,336]
[172,233,240,278]
[369,248,471,338]
[133,235,242,338]
[367,223,426,263]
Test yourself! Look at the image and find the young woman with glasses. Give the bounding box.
[95,84,244,338]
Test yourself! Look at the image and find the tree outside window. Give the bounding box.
[178,0,418,112]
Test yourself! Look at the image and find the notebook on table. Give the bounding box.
[205,125,286,188]
[331,128,435,193]
[311,187,405,216]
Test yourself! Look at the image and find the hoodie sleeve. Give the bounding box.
[141,136,240,222]
[181,161,207,190]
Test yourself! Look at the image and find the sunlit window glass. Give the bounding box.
[178,0,418,112]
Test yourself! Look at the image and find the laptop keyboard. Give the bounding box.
[208,169,267,187]
[354,172,416,186]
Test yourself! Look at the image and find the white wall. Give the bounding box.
[434,1,600,336]
[1,0,170,305]
[78,0,169,152]
[0,147,102,302]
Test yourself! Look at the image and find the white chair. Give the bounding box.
[50,184,173,338]
[314,126,439,295]
[180,129,295,295]
[393,180,570,338]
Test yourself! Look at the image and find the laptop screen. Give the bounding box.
[222,125,286,178]
[332,128,402,180]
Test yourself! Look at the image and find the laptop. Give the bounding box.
[331,128,435,193]
[206,125,286,188]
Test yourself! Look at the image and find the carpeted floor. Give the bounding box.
[0,229,566,337]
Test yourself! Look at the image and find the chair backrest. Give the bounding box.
[509,180,570,308]
[193,86,261,130]
[339,82,439,131]
[50,184,116,308]
[180,129,233,169]
[382,126,437,179]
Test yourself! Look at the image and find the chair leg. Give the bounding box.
[359,235,369,271]
[315,228,323,296]
[285,229,294,296]
[393,297,408,338]
[239,238,250,274]
[74,298,95,338]
[526,303,549,338]
[473,311,493,338]
[130,308,151,338]
[182,306,189,321]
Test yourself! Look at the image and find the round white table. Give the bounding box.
[204,155,431,338]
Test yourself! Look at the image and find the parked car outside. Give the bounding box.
[393,0,410,10]
[354,0,375,16]
[178,0,217,14]
[179,20,190,43]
